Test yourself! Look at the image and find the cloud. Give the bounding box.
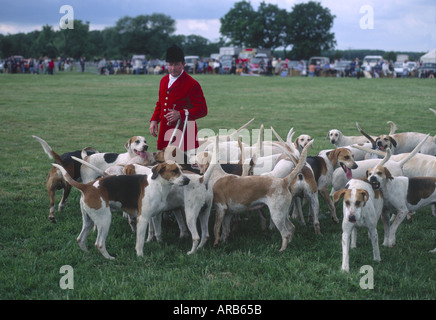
[175,19,221,41]
[0,0,434,52]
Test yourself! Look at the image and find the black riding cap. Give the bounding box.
[166,45,185,63]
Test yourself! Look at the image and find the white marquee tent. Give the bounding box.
[420,49,436,63]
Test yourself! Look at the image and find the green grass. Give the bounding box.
[0,72,435,301]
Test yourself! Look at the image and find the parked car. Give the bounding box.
[393,62,404,77]
[406,61,418,76]
[184,55,200,73]
[131,55,147,74]
[363,55,383,69]
[250,57,267,74]
[418,62,436,78]
[335,60,352,77]
[308,56,330,67]
[221,55,233,74]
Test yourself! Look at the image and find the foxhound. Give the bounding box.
[328,129,374,147]
[357,123,436,155]
[53,161,190,259]
[329,121,397,148]
[79,136,153,183]
[142,161,216,255]
[366,149,436,251]
[333,178,387,272]
[212,140,313,252]
[260,129,321,234]
[293,134,312,152]
[330,135,429,194]
[32,135,98,223]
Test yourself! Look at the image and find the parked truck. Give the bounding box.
[219,47,242,57]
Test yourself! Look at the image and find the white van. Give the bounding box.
[184,55,200,73]
[363,55,383,68]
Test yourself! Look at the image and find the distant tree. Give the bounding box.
[115,13,175,58]
[34,25,58,58]
[86,30,106,59]
[220,1,255,47]
[250,2,287,50]
[284,1,336,59]
[58,20,90,59]
[383,51,396,62]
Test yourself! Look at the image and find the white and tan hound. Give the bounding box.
[357,123,436,156]
[53,161,190,259]
[328,129,375,147]
[32,135,98,223]
[333,179,388,272]
[80,136,153,183]
[366,149,436,251]
[212,140,313,252]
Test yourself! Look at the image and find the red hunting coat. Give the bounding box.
[150,71,208,151]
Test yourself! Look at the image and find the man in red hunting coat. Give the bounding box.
[149,45,208,151]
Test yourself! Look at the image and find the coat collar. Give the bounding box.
[166,70,188,90]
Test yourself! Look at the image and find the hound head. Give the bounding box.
[294,134,313,152]
[328,129,342,145]
[327,148,358,179]
[154,146,187,165]
[195,151,211,174]
[375,135,397,151]
[333,188,369,223]
[151,161,190,186]
[126,136,149,157]
[366,165,393,190]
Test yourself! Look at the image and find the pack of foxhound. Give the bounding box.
[32,108,436,272]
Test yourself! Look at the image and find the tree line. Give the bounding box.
[0,1,424,62]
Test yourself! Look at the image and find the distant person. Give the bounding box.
[48,59,54,75]
[382,59,392,77]
[308,63,316,77]
[373,62,382,78]
[149,45,208,152]
[355,64,361,80]
[363,64,372,78]
[80,57,85,72]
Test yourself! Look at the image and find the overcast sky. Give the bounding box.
[1,0,435,52]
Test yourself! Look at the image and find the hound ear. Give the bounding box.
[293,138,298,148]
[151,163,165,179]
[125,138,133,150]
[389,136,397,148]
[360,190,369,206]
[365,169,371,178]
[384,167,394,180]
[333,189,346,204]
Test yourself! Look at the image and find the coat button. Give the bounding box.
[164,109,167,112]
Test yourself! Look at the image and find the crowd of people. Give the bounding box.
[1,56,87,74]
[2,55,429,79]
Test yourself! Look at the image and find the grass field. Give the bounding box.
[0,72,435,302]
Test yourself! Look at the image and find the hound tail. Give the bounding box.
[71,156,106,176]
[201,135,220,185]
[283,140,313,187]
[52,163,86,192]
[397,134,429,168]
[32,135,63,165]
[227,118,255,141]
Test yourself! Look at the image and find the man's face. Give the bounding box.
[167,61,185,77]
